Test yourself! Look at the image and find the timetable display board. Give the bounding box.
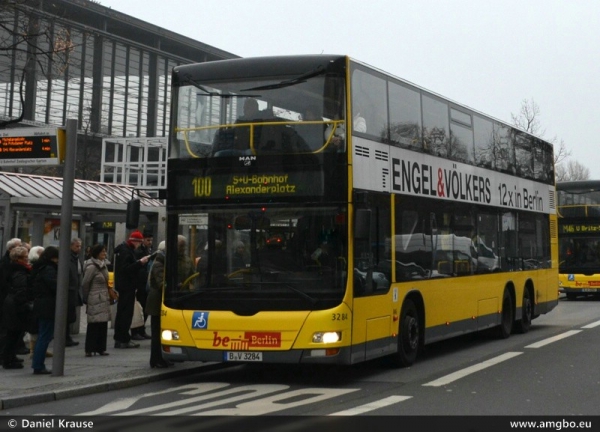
[0,127,63,166]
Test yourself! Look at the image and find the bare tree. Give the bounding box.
[556,160,590,182]
[0,0,75,128]
[511,98,572,166]
[0,1,104,180]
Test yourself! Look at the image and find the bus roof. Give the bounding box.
[173,55,347,83]
[557,180,600,192]
[173,54,553,147]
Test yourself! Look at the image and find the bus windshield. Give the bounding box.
[165,205,348,313]
[173,72,346,158]
[559,237,600,273]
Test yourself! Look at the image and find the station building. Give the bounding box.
[0,0,238,253]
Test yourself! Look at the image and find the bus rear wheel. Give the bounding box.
[496,289,514,339]
[515,288,532,334]
[391,299,420,368]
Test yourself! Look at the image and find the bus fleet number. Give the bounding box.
[192,177,212,197]
[332,313,348,321]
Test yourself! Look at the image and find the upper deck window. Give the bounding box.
[171,72,345,159]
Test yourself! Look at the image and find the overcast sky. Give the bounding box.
[99,0,600,178]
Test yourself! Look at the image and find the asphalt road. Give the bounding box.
[3,296,600,423]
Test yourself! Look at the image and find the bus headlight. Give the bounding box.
[162,330,180,341]
[312,331,341,344]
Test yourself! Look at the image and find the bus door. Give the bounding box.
[351,195,393,363]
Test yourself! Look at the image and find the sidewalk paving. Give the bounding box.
[0,309,219,410]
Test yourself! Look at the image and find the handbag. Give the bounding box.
[108,287,119,305]
[130,300,144,328]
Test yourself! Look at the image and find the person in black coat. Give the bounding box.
[31,246,59,375]
[113,231,150,348]
[0,238,23,355]
[1,245,32,369]
[131,229,153,340]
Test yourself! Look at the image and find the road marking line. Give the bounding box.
[329,395,412,416]
[422,352,523,387]
[525,330,581,348]
[582,320,600,329]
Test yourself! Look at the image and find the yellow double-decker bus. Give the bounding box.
[161,55,558,367]
[557,181,600,300]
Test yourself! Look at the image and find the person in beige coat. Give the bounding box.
[82,244,111,356]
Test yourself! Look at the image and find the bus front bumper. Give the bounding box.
[161,345,353,365]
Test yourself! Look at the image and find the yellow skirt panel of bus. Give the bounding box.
[183,310,307,350]
[163,305,353,351]
[559,273,600,292]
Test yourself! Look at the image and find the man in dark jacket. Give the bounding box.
[113,230,150,348]
[31,246,59,375]
[131,229,153,340]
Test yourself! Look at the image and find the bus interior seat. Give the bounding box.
[437,261,452,275]
[454,260,471,276]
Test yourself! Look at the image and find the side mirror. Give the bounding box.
[126,198,140,229]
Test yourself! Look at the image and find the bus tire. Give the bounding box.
[566,293,577,300]
[496,289,514,339]
[515,288,532,334]
[392,299,420,368]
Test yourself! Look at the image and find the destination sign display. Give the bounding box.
[0,127,63,166]
[171,169,324,202]
[560,224,600,234]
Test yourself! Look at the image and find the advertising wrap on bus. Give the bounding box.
[352,137,554,215]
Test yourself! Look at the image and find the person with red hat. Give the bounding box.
[131,229,153,341]
[112,230,150,348]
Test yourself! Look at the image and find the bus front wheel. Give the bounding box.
[392,299,420,368]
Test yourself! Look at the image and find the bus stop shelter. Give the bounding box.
[0,171,165,255]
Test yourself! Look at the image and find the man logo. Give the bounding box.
[239,155,256,166]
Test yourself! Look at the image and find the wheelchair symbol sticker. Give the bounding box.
[192,311,209,329]
[568,274,575,281]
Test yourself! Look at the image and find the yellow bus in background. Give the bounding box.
[557,181,600,300]
[160,55,558,367]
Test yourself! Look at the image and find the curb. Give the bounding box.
[1,362,228,410]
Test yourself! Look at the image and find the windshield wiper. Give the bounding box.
[280,283,318,306]
[240,281,318,306]
[170,287,240,305]
[241,65,325,91]
[180,73,219,96]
